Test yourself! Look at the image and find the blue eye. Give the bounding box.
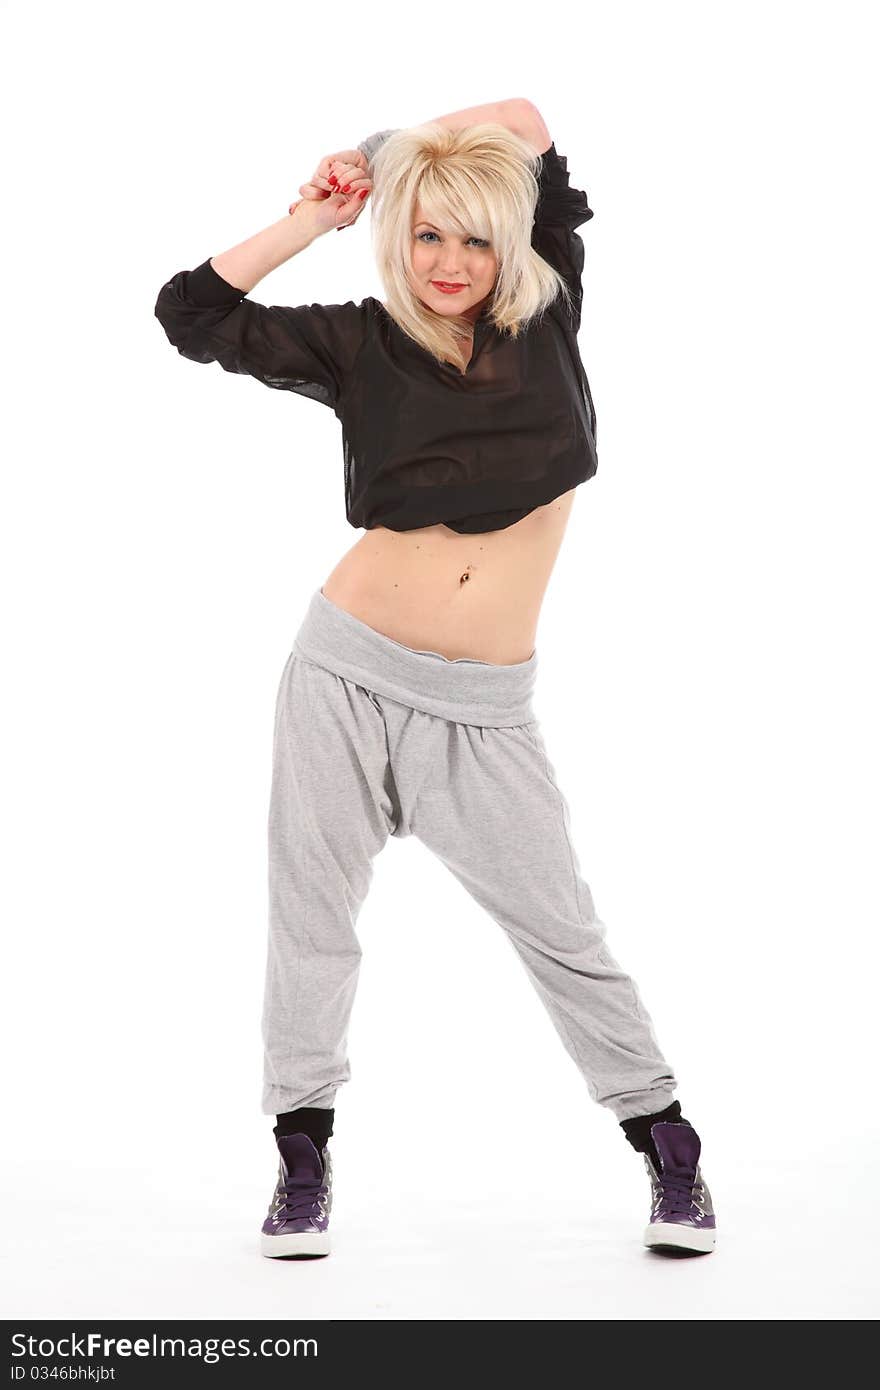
[416,231,490,248]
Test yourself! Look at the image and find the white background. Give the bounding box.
[2,0,878,1321]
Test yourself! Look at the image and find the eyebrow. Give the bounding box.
[415,221,484,237]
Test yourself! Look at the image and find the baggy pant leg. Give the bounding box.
[261,652,396,1116]
[409,716,679,1123]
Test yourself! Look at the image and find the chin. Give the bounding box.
[434,290,482,307]
[424,301,471,317]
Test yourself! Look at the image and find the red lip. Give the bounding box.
[432,281,467,290]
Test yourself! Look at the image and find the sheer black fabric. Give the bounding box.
[154,144,597,535]
[530,143,594,334]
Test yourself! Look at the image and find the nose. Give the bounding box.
[434,258,464,279]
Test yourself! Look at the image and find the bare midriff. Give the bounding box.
[320,488,577,665]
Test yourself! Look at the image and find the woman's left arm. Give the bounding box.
[358,98,552,170]
[430,97,551,155]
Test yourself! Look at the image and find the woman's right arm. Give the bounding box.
[209,144,373,291]
[208,203,325,296]
[153,149,374,407]
[153,198,368,410]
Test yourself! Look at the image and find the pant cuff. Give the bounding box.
[606,1089,679,1123]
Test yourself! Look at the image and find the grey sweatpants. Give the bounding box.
[261,588,679,1123]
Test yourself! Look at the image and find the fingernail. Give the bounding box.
[359,189,368,199]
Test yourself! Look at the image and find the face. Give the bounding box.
[410,201,499,324]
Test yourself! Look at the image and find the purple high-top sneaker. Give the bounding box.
[643,1121,716,1254]
[260,1133,332,1259]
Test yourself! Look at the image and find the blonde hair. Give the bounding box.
[367,122,572,376]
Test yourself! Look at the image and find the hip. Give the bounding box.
[291,588,538,729]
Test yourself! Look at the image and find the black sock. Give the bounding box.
[273,1106,335,1153]
[619,1100,689,1170]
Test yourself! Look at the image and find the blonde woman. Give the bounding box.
[155,98,717,1260]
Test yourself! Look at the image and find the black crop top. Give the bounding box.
[154,143,597,534]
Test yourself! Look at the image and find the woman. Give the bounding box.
[154,97,716,1260]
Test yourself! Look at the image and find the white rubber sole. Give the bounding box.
[644,1222,716,1253]
[261,1229,331,1259]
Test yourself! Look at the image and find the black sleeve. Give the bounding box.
[154,258,367,410]
[531,144,594,330]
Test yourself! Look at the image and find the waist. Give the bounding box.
[293,588,538,728]
[321,490,575,664]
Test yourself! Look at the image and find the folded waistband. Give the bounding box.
[292,589,538,728]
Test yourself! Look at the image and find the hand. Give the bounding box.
[290,149,372,232]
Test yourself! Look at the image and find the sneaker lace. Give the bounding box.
[658,1174,695,1218]
[277,1174,328,1221]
